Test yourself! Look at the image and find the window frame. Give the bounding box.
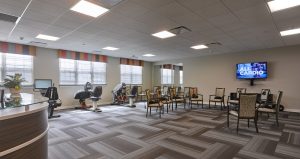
[0,53,34,86]
[120,64,143,85]
[59,58,107,85]
[161,68,174,85]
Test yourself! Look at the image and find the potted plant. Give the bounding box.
[4,73,26,97]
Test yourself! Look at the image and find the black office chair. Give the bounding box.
[127,86,138,107]
[44,86,61,119]
[90,86,102,112]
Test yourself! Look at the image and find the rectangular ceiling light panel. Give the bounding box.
[103,46,119,50]
[152,31,176,39]
[191,45,208,50]
[36,34,60,41]
[143,54,156,57]
[280,28,300,36]
[71,0,109,18]
[268,0,300,12]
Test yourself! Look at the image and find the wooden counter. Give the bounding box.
[0,93,48,159]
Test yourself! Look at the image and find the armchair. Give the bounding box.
[145,89,163,118]
[257,91,283,126]
[189,87,203,109]
[227,88,247,107]
[227,93,258,133]
[209,88,225,110]
[169,87,186,109]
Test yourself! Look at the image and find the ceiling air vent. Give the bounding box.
[169,26,192,35]
[0,12,18,23]
[207,42,222,46]
[29,41,47,47]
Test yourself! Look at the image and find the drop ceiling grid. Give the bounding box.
[0,0,299,61]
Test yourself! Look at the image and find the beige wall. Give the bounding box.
[153,45,300,110]
[23,47,152,108]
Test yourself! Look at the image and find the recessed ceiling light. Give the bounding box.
[267,0,300,12]
[191,44,208,50]
[103,46,119,51]
[70,0,109,18]
[152,30,176,39]
[36,34,59,41]
[280,28,300,36]
[143,54,156,57]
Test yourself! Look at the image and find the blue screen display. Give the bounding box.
[236,62,267,79]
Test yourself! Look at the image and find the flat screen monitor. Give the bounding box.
[34,79,52,89]
[236,62,267,79]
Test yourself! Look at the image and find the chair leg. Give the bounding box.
[191,101,193,109]
[276,113,279,126]
[220,101,223,110]
[150,107,151,115]
[248,119,250,128]
[209,100,211,109]
[202,100,203,109]
[255,111,259,133]
[255,118,259,133]
[237,118,240,133]
[159,107,161,118]
[146,107,148,117]
[227,114,229,127]
[167,103,169,113]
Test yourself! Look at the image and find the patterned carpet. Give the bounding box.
[48,103,300,159]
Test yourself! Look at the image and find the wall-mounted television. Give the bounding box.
[236,62,267,79]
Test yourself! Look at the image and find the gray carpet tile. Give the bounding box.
[48,103,300,159]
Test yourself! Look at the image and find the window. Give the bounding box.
[120,64,142,84]
[0,53,33,85]
[179,70,183,85]
[161,69,173,84]
[59,58,106,85]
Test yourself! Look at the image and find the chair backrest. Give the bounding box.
[153,86,161,92]
[176,86,182,94]
[93,86,102,97]
[156,88,162,99]
[215,88,225,98]
[261,89,270,100]
[275,91,283,113]
[130,86,138,96]
[184,87,191,98]
[145,89,151,101]
[137,86,142,94]
[236,88,246,98]
[163,86,169,95]
[169,87,176,99]
[239,93,257,118]
[45,87,59,100]
[189,87,198,98]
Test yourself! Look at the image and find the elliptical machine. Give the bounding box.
[111,83,127,105]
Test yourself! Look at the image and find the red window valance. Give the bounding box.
[120,58,144,66]
[0,41,36,56]
[57,50,107,63]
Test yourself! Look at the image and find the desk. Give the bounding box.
[0,93,48,159]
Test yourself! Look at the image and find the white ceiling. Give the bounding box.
[0,0,300,62]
